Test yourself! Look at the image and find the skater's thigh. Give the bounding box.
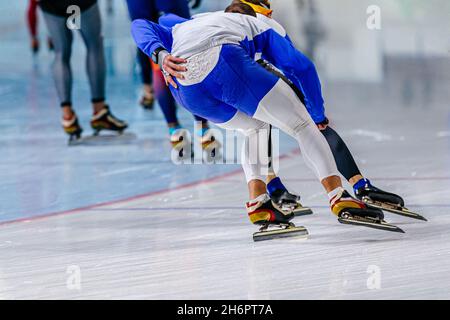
[78,4,103,48]
[216,111,269,134]
[253,79,316,137]
[42,12,72,56]
[210,45,279,118]
[171,84,238,124]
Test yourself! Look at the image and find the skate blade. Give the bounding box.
[68,138,82,146]
[279,205,313,217]
[338,217,405,233]
[292,206,313,217]
[92,125,128,136]
[363,199,427,221]
[253,225,309,242]
[67,133,83,146]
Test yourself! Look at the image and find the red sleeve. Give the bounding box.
[26,0,38,37]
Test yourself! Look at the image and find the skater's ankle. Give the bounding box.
[196,127,209,137]
[169,124,183,136]
[248,179,267,200]
[92,99,106,114]
[267,177,287,196]
[195,120,209,132]
[353,178,371,191]
[62,106,75,120]
[327,187,345,201]
[321,175,342,193]
[143,84,153,95]
[248,193,270,205]
[349,174,364,186]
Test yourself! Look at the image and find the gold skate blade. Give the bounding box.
[253,226,309,242]
[363,199,427,221]
[338,217,405,233]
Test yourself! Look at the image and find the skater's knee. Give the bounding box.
[55,45,71,62]
[85,35,104,53]
[240,121,270,136]
[290,118,313,138]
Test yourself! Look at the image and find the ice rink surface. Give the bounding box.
[0,1,449,299]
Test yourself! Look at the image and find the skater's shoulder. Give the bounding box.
[256,14,286,37]
[174,11,271,36]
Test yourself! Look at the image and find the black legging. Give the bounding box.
[320,126,361,180]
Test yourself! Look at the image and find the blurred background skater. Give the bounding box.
[26,0,54,54]
[295,0,326,62]
[40,0,128,143]
[126,0,216,151]
[106,0,114,16]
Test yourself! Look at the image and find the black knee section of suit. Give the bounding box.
[321,126,361,181]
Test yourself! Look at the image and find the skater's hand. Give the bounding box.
[317,123,328,130]
[162,55,187,89]
[316,117,329,131]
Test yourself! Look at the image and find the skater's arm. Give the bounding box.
[159,13,189,29]
[255,29,326,123]
[131,19,186,88]
[27,0,38,37]
[131,19,173,58]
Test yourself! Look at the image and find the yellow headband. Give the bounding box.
[240,0,273,17]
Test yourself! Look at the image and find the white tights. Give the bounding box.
[217,79,339,183]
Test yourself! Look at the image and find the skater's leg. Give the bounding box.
[205,45,339,191]
[152,65,180,128]
[77,4,127,133]
[41,10,75,125]
[253,79,341,191]
[138,49,154,107]
[320,126,362,183]
[77,3,107,114]
[320,125,408,210]
[27,0,39,53]
[41,11,82,140]
[154,64,192,146]
[217,111,271,186]
[126,0,158,109]
[216,111,295,226]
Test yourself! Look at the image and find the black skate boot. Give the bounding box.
[140,89,155,110]
[267,177,313,216]
[354,178,426,221]
[331,188,404,233]
[247,194,309,241]
[91,106,128,136]
[62,113,83,145]
[270,189,313,217]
